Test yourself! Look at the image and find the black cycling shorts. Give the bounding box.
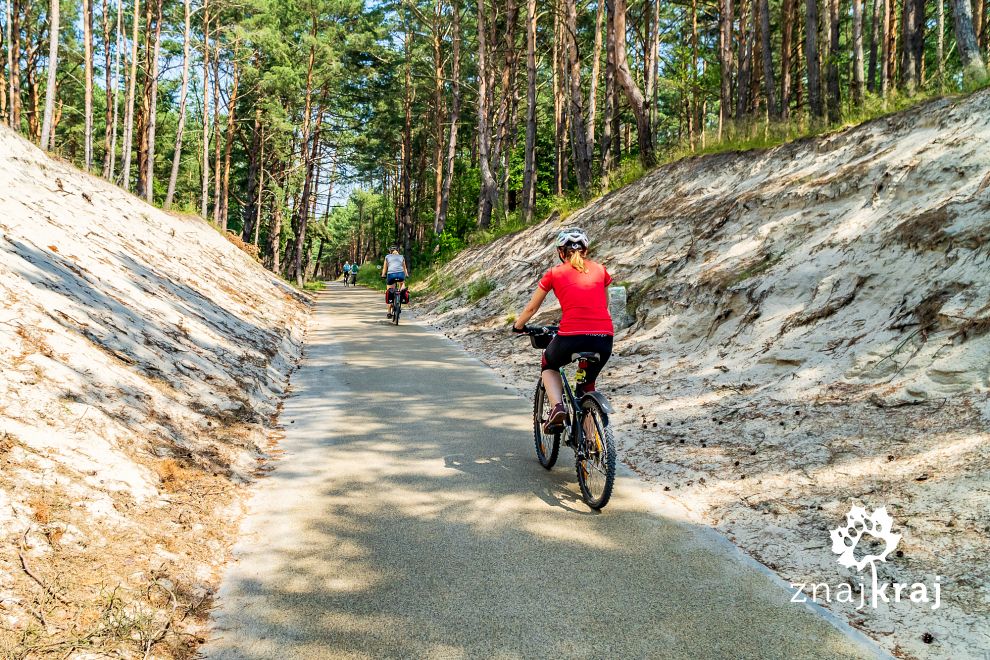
[541,334,613,387]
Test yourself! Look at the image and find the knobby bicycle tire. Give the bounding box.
[532,380,560,469]
[576,397,616,510]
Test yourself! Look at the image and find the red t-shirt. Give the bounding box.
[539,260,614,336]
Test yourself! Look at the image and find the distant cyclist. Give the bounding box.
[350,260,360,284]
[512,227,613,431]
[343,260,352,284]
[381,245,409,318]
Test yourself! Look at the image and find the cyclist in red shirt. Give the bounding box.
[512,228,613,431]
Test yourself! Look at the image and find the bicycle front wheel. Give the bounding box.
[532,380,560,469]
[576,398,616,510]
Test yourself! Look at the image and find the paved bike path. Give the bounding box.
[205,284,883,659]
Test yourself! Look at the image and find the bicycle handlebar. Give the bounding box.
[519,325,559,336]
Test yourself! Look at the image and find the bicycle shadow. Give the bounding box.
[443,451,599,515]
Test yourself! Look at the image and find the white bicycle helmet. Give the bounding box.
[555,227,589,250]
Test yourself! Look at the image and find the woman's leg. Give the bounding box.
[541,369,564,406]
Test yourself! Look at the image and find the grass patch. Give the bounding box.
[355,263,388,290]
[302,280,326,292]
[467,277,495,303]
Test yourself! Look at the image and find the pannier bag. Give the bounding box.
[385,289,394,304]
[401,289,410,304]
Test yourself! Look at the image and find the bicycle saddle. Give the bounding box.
[572,352,601,362]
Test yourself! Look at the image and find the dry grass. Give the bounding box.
[26,493,51,525]
[0,443,239,659]
[0,430,15,456]
[12,325,56,365]
[223,230,260,261]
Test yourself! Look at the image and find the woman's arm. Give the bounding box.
[403,258,409,276]
[513,287,550,330]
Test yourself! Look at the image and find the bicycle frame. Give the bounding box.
[557,371,584,448]
[390,281,402,321]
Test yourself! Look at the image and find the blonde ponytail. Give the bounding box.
[568,249,588,273]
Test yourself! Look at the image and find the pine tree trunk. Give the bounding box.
[401,22,412,242]
[552,0,565,194]
[120,0,141,190]
[564,0,591,196]
[121,0,139,188]
[220,53,239,229]
[759,0,779,117]
[431,0,445,233]
[164,0,191,209]
[585,0,605,167]
[900,0,920,92]
[145,0,162,202]
[611,0,655,167]
[881,0,891,94]
[973,0,987,53]
[490,0,519,219]
[736,0,754,117]
[211,37,222,225]
[937,0,945,89]
[805,0,824,117]
[39,0,59,150]
[5,0,13,128]
[691,0,700,140]
[287,23,317,277]
[867,0,882,91]
[254,126,264,245]
[294,93,324,287]
[953,0,987,78]
[781,0,795,117]
[200,0,209,218]
[242,106,261,240]
[477,0,497,229]
[521,0,537,224]
[826,0,841,121]
[9,0,21,130]
[719,0,734,135]
[853,0,865,104]
[135,0,151,197]
[101,0,114,177]
[603,0,618,171]
[108,0,122,178]
[83,0,94,169]
[644,0,659,135]
[437,0,460,235]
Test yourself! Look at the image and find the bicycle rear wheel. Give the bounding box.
[532,380,560,469]
[392,296,401,325]
[576,398,616,510]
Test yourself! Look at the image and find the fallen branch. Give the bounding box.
[18,550,70,606]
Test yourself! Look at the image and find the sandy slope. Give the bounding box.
[0,126,307,657]
[415,90,990,659]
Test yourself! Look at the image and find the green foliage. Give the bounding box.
[356,263,387,290]
[303,280,326,292]
[467,277,495,303]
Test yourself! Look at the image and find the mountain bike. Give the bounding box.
[343,271,351,287]
[520,325,616,510]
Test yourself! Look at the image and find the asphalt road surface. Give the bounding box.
[204,284,883,660]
